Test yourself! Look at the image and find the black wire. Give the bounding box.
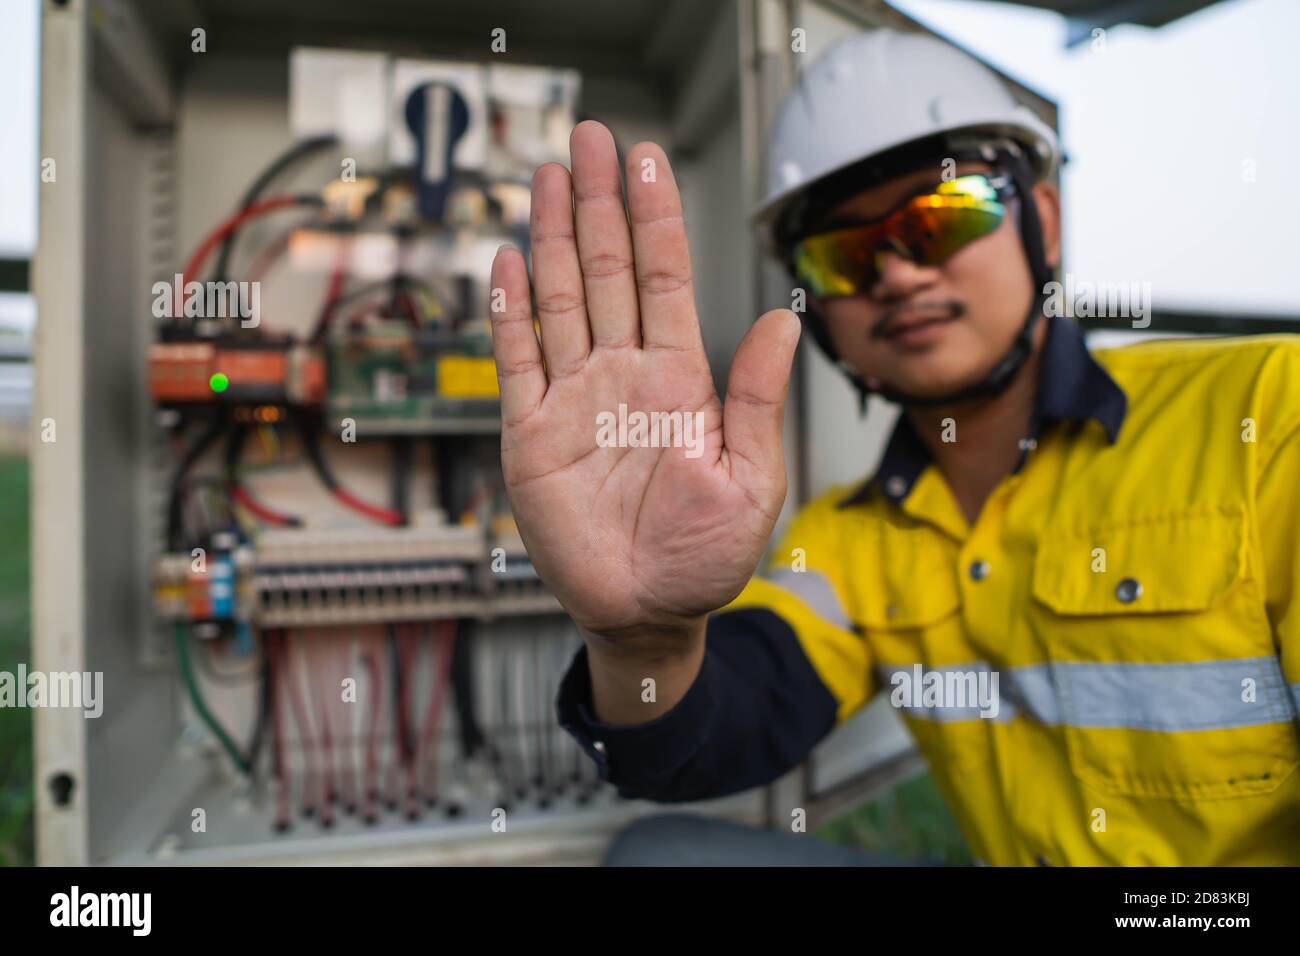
[294,410,341,494]
[450,622,487,759]
[225,421,248,471]
[497,648,520,799]
[434,436,490,761]
[433,435,470,520]
[390,627,415,764]
[225,421,303,528]
[211,135,338,284]
[388,226,412,315]
[338,276,426,310]
[390,438,413,524]
[533,639,549,794]
[309,274,446,343]
[295,409,407,529]
[166,413,229,551]
[245,634,274,779]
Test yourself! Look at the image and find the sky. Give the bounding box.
[888,0,1300,316]
[0,0,38,262]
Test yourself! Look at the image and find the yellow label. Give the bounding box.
[437,356,500,399]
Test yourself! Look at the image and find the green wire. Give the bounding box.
[173,624,252,775]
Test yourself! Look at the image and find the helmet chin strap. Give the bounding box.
[842,149,1053,413]
[849,300,1045,411]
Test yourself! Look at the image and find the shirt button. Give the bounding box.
[885,476,907,498]
[1115,577,1142,604]
[968,559,991,582]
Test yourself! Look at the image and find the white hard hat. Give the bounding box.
[753,29,1058,246]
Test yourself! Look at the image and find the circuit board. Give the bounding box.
[326,320,502,435]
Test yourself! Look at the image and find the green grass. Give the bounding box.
[816,770,973,865]
[0,453,33,867]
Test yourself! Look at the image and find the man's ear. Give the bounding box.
[1031,181,1062,269]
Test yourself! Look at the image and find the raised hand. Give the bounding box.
[489,121,800,642]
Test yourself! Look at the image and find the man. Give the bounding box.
[488,29,1300,865]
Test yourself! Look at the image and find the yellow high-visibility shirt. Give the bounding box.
[729,324,1300,865]
[558,316,1300,865]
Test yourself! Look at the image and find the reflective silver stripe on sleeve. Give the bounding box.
[764,567,852,632]
[877,656,1297,730]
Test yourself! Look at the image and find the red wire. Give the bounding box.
[311,630,336,825]
[398,292,420,327]
[282,633,319,818]
[332,634,358,813]
[363,632,384,820]
[396,625,419,817]
[315,238,350,333]
[385,625,405,808]
[336,284,420,330]
[230,483,298,527]
[269,630,291,831]
[332,487,404,527]
[419,621,456,801]
[175,195,310,319]
[343,302,382,327]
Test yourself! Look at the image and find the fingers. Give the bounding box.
[570,121,640,349]
[723,309,802,488]
[529,162,592,377]
[489,246,547,423]
[520,123,702,374]
[624,141,704,354]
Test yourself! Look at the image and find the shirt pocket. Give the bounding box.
[1030,506,1299,800]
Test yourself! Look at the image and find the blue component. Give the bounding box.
[209,554,235,619]
[404,81,470,223]
[235,620,254,657]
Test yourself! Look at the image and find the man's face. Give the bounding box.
[812,161,1059,399]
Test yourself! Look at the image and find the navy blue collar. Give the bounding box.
[839,315,1127,509]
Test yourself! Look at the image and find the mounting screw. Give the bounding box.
[48,772,76,808]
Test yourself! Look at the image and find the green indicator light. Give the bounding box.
[209,372,229,393]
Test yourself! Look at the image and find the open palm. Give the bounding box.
[490,121,800,638]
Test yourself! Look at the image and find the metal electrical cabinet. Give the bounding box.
[31,0,1058,864]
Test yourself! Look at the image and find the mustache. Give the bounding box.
[870,300,966,340]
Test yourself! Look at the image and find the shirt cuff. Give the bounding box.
[555,642,718,790]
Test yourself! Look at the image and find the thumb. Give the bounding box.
[722,308,801,492]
